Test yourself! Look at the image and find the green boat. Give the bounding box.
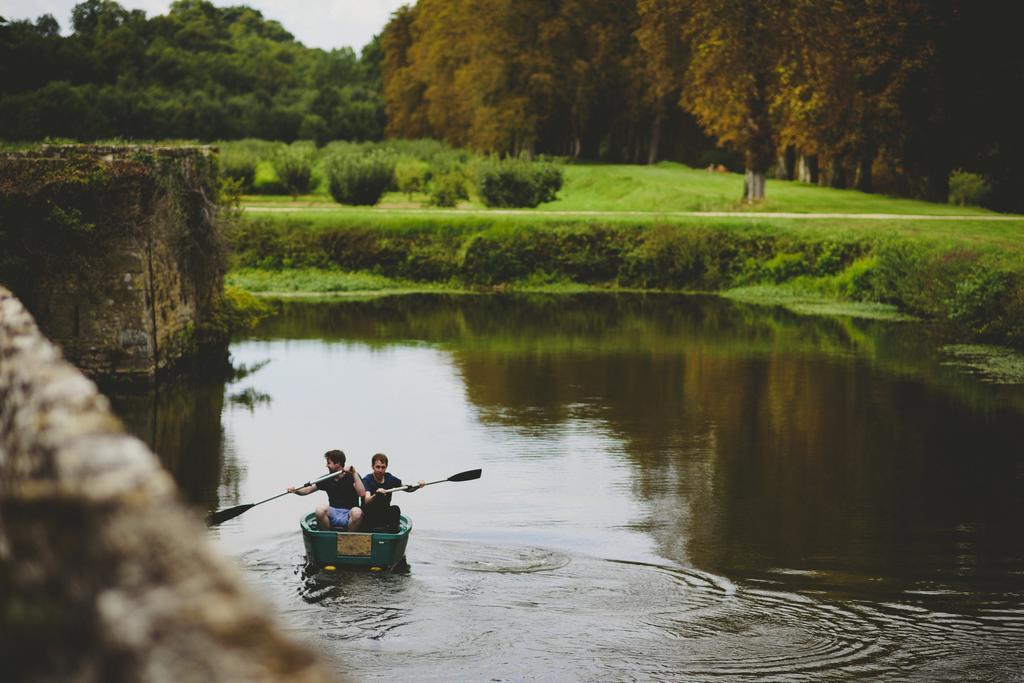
[300,512,412,571]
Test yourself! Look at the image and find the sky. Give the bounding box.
[0,0,411,51]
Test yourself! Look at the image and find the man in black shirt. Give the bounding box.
[288,449,367,531]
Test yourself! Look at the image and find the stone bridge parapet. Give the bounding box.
[0,286,333,682]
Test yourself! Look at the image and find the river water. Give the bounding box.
[109,293,1024,681]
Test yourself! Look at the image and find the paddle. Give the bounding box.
[206,469,345,526]
[379,468,482,494]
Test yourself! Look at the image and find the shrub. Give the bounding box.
[218,139,284,194]
[272,143,316,197]
[395,157,431,197]
[213,284,272,336]
[325,151,396,206]
[762,252,810,283]
[872,241,931,310]
[812,241,862,276]
[458,229,534,284]
[378,138,458,163]
[938,263,1024,345]
[475,157,563,208]
[428,170,468,207]
[874,242,986,318]
[217,148,257,193]
[621,226,734,289]
[948,169,992,207]
[547,224,627,283]
[946,267,1011,337]
[319,140,360,158]
[251,160,286,194]
[623,227,695,288]
[832,256,879,300]
[230,218,330,269]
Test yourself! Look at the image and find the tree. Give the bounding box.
[680,0,788,201]
[0,0,382,143]
[931,2,1024,211]
[380,0,647,159]
[380,4,432,140]
[635,0,688,164]
[775,0,939,193]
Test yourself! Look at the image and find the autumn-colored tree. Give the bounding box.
[385,0,566,155]
[452,0,543,154]
[635,0,688,164]
[13,0,1021,206]
[680,0,788,201]
[380,4,431,139]
[570,0,646,161]
[380,0,647,159]
[775,0,939,193]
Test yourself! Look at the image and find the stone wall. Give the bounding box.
[0,286,334,682]
[0,145,227,380]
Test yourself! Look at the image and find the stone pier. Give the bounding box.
[0,145,228,380]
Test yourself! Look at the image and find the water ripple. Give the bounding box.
[451,544,572,573]
[230,535,1024,680]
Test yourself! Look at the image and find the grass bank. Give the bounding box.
[226,163,1024,348]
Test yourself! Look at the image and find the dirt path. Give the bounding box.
[243,206,1024,220]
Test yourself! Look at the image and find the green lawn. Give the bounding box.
[239,162,1023,252]
[244,161,1007,215]
[550,162,999,215]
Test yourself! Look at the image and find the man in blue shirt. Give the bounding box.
[361,453,425,532]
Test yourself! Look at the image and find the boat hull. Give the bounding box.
[300,512,412,570]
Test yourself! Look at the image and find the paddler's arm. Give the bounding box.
[351,467,367,497]
[288,482,317,496]
[365,475,396,503]
[363,486,380,504]
[407,479,426,493]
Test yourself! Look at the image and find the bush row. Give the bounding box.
[216,138,564,208]
[228,217,1024,347]
[231,218,884,288]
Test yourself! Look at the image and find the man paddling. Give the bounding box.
[361,453,424,533]
[288,449,367,531]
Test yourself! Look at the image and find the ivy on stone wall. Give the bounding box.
[0,145,230,377]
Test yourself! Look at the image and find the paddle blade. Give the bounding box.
[447,468,482,482]
[206,503,254,526]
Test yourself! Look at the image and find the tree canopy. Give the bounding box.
[0,0,383,143]
[379,0,1024,209]
[4,1,1024,209]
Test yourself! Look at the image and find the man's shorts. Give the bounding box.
[327,506,351,529]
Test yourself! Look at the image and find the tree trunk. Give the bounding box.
[926,166,951,203]
[744,169,766,201]
[829,154,848,189]
[854,144,876,193]
[647,107,663,165]
[854,115,876,192]
[798,154,823,185]
[782,145,796,180]
[742,85,774,203]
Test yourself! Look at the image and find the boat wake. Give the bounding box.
[450,544,572,573]
[228,533,1024,680]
